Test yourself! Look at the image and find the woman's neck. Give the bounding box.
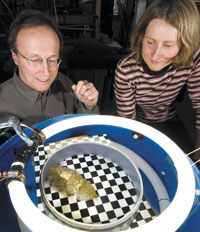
[141,60,172,75]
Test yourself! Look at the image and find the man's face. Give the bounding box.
[12,26,60,93]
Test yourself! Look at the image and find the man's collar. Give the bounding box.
[13,68,49,103]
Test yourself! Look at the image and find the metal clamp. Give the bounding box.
[0,116,46,184]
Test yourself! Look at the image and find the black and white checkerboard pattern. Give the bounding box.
[33,135,157,229]
[44,153,137,224]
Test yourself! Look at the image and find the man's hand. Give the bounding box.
[72,80,99,110]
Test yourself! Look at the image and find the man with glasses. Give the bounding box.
[0,9,99,129]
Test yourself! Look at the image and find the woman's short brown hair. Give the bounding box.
[130,0,200,67]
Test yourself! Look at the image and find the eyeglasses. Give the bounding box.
[17,51,62,68]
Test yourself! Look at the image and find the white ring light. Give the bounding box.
[8,115,195,232]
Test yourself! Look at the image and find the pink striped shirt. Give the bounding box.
[114,50,200,129]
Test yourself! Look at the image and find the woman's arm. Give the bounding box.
[114,64,136,119]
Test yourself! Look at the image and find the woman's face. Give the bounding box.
[142,19,180,71]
